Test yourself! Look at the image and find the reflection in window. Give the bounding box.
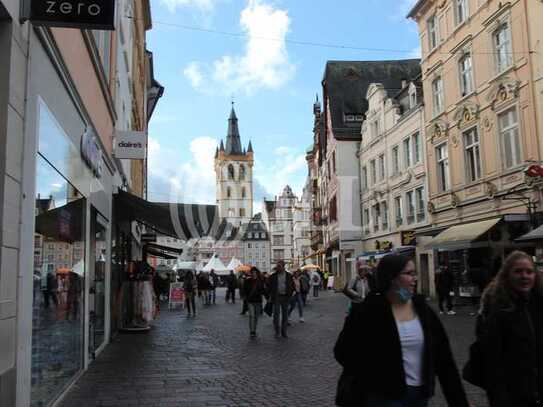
[32,155,86,406]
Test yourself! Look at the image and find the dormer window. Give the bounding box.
[344,113,364,122]
[409,87,417,109]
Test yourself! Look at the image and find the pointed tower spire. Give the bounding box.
[220,140,225,151]
[225,105,243,155]
[247,140,253,153]
[215,147,219,158]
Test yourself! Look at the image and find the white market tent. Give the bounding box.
[226,257,243,271]
[202,254,229,275]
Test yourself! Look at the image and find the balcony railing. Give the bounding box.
[407,214,415,224]
[396,216,403,227]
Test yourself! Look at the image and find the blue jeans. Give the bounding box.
[365,387,429,407]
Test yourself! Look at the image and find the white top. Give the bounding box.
[396,317,425,386]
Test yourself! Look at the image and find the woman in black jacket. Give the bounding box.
[243,267,267,338]
[477,250,543,407]
[334,254,469,407]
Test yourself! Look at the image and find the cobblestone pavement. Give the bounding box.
[60,289,488,407]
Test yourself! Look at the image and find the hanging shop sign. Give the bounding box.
[114,131,147,159]
[25,0,116,30]
[81,128,103,178]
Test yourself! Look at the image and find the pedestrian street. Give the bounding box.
[59,289,488,407]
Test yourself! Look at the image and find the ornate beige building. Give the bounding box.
[409,0,543,296]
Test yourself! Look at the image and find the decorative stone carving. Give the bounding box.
[450,192,460,208]
[427,201,436,214]
[482,116,493,132]
[454,103,480,129]
[430,120,449,142]
[485,182,497,199]
[488,78,521,110]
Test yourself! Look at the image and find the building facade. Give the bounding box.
[0,1,162,405]
[263,186,297,270]
[408,0,543,296]
[241,213,271,273]
[215,108,254,227]
[318,60,421,287]
[359,76,433,293]
[293,183,312,267]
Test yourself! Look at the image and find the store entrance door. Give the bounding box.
[89,208,108,357]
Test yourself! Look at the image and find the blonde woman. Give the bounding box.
[476,250,543,407]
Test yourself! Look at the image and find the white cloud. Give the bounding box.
[183,62,205,89]
[148,136,218,204]
[410,46,421,58]
[160,0,217,12]
[183,0,296,94]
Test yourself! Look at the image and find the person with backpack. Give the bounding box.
[311,270,322,297]
[183,270,197,318]
[334,254,469,406]
[243,267,268,338]
[465,250,543,407]
[299,270,310,306]
[343,259,371,311]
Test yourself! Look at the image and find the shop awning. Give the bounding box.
[114,190,219,240]
[425,218,501,250]
[145,246,177,260]
[516,224,543,242]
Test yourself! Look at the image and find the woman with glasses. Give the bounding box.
[476,251,543,407]
[334,254,469,407]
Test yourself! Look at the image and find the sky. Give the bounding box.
[147,0,421,214]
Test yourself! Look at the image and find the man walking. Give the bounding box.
[209,269,219,305]
[268,261,295,338]
[310,270,321,297]
[343,260,371,312]
[225,270,237,304]
[435,265,455,315]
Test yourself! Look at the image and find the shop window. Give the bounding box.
[32,155,86,406]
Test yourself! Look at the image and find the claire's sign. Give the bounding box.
[26,1,115,30]
[114,131,147,159]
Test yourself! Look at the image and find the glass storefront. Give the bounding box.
[32,155,86,407]
[90,209,107,353]
[32,100,87,406]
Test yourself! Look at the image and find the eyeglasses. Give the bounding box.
[400,271,417,277]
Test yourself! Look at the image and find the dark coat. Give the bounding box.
[267,271,295,302]
[243,278,268,303]
[226,274,237,290]
[480,293,543,407]
[435,271,454,294]
[334,292,469,406]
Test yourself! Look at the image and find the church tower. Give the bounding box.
[215,106,254,227]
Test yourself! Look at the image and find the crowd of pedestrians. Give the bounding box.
[334,250,543,407]
[176,260,326,339]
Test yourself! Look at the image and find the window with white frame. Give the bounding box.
[361,166,368,190]
[371,119,380,138]
[381,201,389,229]
[415,187,426,222]
[363,208,370,231]
[494,23,512,74]
[370,160,376,185]
[464,127,482,182]
[427,14,438,50]
[394,196,403,226]
[403,138,412,169]
[409,88,417,109]
[436,143,450,192]
[432,77,444,116]
[459,53,474,97]
[412,132,421,164]
[455,0,468,25]
[373,204,381,232]
[392,146,400,175]
[406,191,415,224]
[499,107,522,169]
[378,154,386,181]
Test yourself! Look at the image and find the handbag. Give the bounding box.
[462,339,485,389]
[335,370,365,407]
[264,301,273,317]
